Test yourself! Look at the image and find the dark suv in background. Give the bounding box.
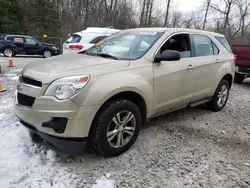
[0,35,59,58]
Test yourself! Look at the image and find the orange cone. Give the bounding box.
[8,56,15,67]
[0,81,6,92]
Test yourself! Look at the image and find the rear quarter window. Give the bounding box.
[66,34,82,43]
[215,37,232,53]
[6,37,13,41]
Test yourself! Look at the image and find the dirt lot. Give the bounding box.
[0,55,250,188]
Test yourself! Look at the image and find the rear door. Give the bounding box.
[13,37,25,53]
[24,37,41,55]
[190,34,221,102]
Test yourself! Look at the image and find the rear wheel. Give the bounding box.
[234,73,245,84]
[43,50,52,58]
[3,48,14,57]
[207,80,230,112]
[91,99,141,157]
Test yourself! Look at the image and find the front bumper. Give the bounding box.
[14,85,101,139]
[20,120,87,154]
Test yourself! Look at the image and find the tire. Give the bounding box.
[3,48,14,57]
[29,130,42,142]
[91,99,141,157]
[234,73,245,84]
[207,80,230,112]
[43,50,52,58]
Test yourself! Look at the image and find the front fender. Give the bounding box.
[72,71,154,117]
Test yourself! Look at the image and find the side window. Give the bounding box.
[25,38,37,45]
[13,37,24,43]
[89,36,107,44]
[159,34,192,59]
[6,37,13,41]
[215,37,232,53]
[192,35,219,57]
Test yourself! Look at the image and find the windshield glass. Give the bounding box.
[83,31,163,60]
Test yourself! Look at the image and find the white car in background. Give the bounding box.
[63,27,120,54]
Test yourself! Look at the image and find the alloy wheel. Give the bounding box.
[217,85,228,107]
[107,111,136,148]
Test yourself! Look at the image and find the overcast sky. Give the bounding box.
[175,0,203,12]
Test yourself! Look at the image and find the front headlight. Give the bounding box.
[45,75,90,100]
[52,46,57,50]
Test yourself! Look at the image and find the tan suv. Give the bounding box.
[15,28,235,157]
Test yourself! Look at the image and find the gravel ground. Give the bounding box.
[0,55,250,188]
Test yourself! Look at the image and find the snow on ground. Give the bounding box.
[0,57,115,188]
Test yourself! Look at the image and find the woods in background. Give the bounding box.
[0,0,249,44]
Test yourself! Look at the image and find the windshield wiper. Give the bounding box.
[99,53,119,60]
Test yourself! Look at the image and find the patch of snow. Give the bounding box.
[91,176,116,188]
[5,73,19,81]
[0,103,78,188]
[12,69,23,74]
[0,113,4,119]
[46,149,56,162]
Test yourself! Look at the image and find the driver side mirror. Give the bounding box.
[155,50,181,63]
[35,43,40,46]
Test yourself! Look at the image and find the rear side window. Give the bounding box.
[215,37,232,53]
[192,35,218,57]
[66,34,81,43]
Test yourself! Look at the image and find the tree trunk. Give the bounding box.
[164,0,171,27]
[140,0,146,26]
[202,0,211,30]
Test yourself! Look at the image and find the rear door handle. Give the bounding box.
[187,64,195,70]
[215,59,220,63]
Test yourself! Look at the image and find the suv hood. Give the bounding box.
[22,53,130,84]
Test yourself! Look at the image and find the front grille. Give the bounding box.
[20,76,42,87]
[17,93,36,107]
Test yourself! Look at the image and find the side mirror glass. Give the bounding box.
[155,50,181,63]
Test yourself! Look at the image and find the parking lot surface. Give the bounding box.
[0,55,250,188]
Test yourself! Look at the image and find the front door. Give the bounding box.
[153,33,195,114]
[24,37,41,55]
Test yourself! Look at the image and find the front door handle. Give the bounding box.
[187,64,195,70]
[215,59,220,63]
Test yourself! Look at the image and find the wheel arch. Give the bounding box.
[88,90,148,138]
[222,74,233,88]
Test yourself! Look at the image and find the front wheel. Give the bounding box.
[43,50,52,58]
[207,80,230,112]
[91,99,141,157]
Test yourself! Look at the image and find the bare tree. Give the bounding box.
[169,11,183,28]
[202,0,212,30]
[237,0,250,36]
[210,0,237,35]
[164,0,171,27]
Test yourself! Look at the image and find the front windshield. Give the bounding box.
[83,31,163,60]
